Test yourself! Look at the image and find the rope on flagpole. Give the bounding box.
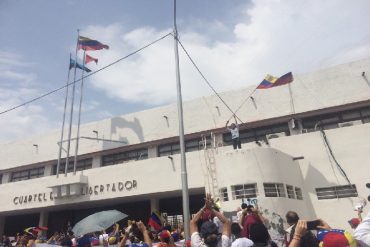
[175,36,244,124]
[0,32,173,116]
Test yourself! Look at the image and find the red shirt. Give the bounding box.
[241,214,262,238]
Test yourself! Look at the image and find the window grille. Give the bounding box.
[264,183,286,197]
[231,183,258,200]
[315,184,358,200]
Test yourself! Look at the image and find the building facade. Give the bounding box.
[1,58,370,238]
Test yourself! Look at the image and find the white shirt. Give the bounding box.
[231,238,254,247]
[354,212,370,246]
[228,127,239,139]
[191,232,231,247]
[213,217,224,234]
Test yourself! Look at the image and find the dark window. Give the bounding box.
[231,183,258,199]
[286,185,295,199]
[264,183,286,197]
[53,158,93,175]
[219,187,229,202]
[0,173,2,184]
[223,123,289,145]
[295,187,303,200]
[315,184,358,200]
[158,138,211,157]
[102,149,148,166]
[11,167,45,182]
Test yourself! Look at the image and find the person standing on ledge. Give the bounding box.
[226,115,241,150]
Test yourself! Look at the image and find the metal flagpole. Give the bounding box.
[73,50,86,175]
[173,0,190,240]
[288,82,295,114]
[65,30,80,176]
[56,53,72,178]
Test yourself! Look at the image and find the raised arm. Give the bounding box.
[137,221,152,247]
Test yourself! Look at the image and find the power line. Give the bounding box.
[175,35,244,124]
[0,32,173,116]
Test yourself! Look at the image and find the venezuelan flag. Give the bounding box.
[257,74,278,89]
[148,210,162,231]
[257,72,293,89]
[78,36,109,51]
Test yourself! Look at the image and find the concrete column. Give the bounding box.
[38,211,48,237]
[44,164,54,176]
[150,198,159,212]
[213,133,224,148]
[148,146,158,158]
[92,156,102,168]
[288,118,303,135]
[1,173,11,184]
[0,215,5,239]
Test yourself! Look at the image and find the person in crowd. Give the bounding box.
[284,212,319,247]
[284,211,299,246]
[230,223,253,247]
[47,231,61,245]
[190,193,231,247]
[239,205,265,239]
[2,235,11,247]
[108,223,120,245]
[226,115,241,150]
[354,211,370,246]
[77,234,92,247]
[288,219,356,247]
[118,220,152,247]
[249,223,277,247]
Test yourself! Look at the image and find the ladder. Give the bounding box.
[202,133,219,199]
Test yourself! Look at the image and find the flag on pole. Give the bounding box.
[78,36,109,51]
[85,54,98,64]
[257,72,293,89]
[70,58,91,72]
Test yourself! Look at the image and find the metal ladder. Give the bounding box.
[202,133,219,199]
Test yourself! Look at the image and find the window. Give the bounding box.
[231,183,258,200]
[316,185,358,200]
[264,183,286,197]
[158,138,211,157]
[223,123,289,145]
[286,185,295,199]
[0,173,2,184]
[295,187,303,200]
[11,167,45,182]
[158,143,180,156]
[219,187,229,202]
[102,149,148,166]
[53,158,93,175]
[163,214,183,229]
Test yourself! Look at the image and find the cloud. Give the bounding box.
[80,0,370,107]
[0,51,55,143]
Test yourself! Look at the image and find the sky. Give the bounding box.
[0,0,370,143]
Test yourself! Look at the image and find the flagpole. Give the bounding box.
[56,54,72,178]
[227,85,259,122]
[288,81,295,114]
[73,50,86,175]
[173,0,190,241]
[65,29,80,176]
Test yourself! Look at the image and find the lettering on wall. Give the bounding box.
[12,180,137,205]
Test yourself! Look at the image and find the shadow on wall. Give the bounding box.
[103,117,144,150]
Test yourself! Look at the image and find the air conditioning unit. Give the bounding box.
[266,132,287,139]
[338,120,362,128]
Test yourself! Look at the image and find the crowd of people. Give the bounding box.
[2,194,370,247]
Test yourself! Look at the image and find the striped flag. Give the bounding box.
[85,54,98,64]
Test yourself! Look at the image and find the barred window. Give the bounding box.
[264,183,286,197]
[295,187,303,200]
[315,184,358,200]
[53,158,93,175]
[158,143,180,156]
[286,185,295,199]
[11,167,45,182]
[231,183,258,200]
[219,187,229,202]
[102,149,148,166]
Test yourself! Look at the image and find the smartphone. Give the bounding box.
[306,220,321,230]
